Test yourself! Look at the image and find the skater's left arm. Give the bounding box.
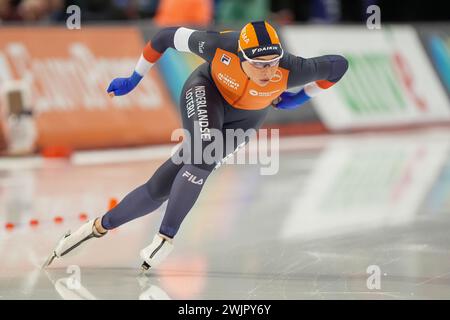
[275,54,349,110]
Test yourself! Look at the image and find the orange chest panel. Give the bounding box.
[210,49,289,110]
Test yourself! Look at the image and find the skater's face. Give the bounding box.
[241,54,281,87]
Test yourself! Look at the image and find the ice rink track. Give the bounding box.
[1,129,450,299]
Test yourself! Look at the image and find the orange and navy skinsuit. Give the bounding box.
[134,26,348,163]
[111,25,350,172]
[102,26,348,239]
[107,25,349,170]
[142,27,348,111]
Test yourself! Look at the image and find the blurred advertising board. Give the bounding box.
[0,27,180,150]
[282,26,450,131]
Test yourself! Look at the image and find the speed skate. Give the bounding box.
[140,234,174,271]
[42,219,107,268]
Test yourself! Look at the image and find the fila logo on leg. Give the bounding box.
[182,170,204,185]
[221,54,231,65]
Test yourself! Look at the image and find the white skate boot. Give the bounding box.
[42,219,107,268]
[140,234,174,271]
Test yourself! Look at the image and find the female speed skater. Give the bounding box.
[43,21,348,270]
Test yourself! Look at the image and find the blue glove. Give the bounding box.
[276,89,311,110]
[107,71,143,96]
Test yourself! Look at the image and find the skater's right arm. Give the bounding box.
[148,27,220,61]
[107,27,219,97]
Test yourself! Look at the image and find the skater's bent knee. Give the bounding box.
[145,179,169,203]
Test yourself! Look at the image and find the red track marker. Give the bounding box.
[54,216,64,224]
[108,198,118,210]
[5,222,15,230]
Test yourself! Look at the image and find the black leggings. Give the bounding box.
[101,65,270,238]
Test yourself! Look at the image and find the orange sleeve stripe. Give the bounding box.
[316,80,335,89]
[143,42,162,63]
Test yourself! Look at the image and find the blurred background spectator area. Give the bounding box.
[0,0,448,25]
